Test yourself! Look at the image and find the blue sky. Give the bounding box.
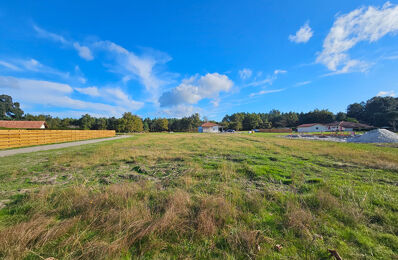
[0,0,397,120]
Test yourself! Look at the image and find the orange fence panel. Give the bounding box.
[0,130,116,149]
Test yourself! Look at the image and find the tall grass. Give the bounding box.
[0,133,397,259]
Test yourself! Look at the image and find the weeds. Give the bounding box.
[0,133,397,259]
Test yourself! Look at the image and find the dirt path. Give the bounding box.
[0,135,131,157]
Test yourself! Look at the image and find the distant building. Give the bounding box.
[326,121,372,131]
[297,121,372,133]
[297,123,329,133]
[0,120,48,129]
[198,122,221,133]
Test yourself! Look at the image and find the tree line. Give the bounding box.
[221,109,357,131]
[1,94,397,132]
[20,113,202,133]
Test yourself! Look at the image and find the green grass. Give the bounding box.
[0,133,397,259]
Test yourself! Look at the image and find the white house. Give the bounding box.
[297,123,329,133]
[298,121,372,133]
[198,122,220,133]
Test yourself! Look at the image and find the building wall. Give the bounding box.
[327,126,354,132]
[327,125,339,131]
[298,124,328,132]
[202,126,219,133]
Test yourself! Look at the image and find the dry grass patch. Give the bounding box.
[285,201,313,239]
[271,137,398,170]
[0,216,77,259]
[197,196,236,236]
[227,228,265,257]
[1,133,397,259]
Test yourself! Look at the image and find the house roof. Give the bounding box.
[297,121,373,129]
[326,121,373,129]
[0,120,47,129]
[201,122,219,127]
[297,123,324,128]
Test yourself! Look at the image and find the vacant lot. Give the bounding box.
[0,133,397,259]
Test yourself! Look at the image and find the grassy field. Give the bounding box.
[0,133,397,259]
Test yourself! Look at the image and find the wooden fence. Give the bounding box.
[0,130,115,149]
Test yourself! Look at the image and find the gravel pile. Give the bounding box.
[347,129,398,143]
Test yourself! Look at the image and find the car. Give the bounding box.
[225,129,235,133]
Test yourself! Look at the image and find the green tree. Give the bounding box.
[299,109,335,124]
[79,114,95,130]
[47,117,61,129]
[387,111,398,131]
[242,113,262,130]
[345,117,359,123]
[364,97,398,127]
[0,94,24,120]
[347,102,365,121]
[223,113,245,130]
[106,117,118,130]
[93,118,107,130]
[117,112,143,132]
[143,121,150,132]
[260,120,272,129]
[280,112,298,127]
[151,118,169,132]
[335,112,347,121]
[61,118,72,129]
[143,118,152,132]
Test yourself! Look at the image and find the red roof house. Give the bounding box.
[199,122,220,133]
[201,122,219,127]
[297,121,373,132]
[0,120,48,129]
[297,123,321,128]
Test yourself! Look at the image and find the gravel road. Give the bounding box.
[0,135,131,157]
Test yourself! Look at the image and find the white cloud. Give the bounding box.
[33,25,67,44]
[274,69,287,75]
[159,73,233,107]
[0,76,73,93]
[33,25,174,102]
[0,76,142,117]
[245,69,286,87]
[317,2,398,74]
[74,65,87,84]
[160,104,201,118]
[289,22,313,43]
[33,25,93,61]
[210,98,220,107]
[239,68,252,80]
[249,89,285,97]
[103,87,143,111]
[74,86,143,111]
[94,41,172,101]
[383,54,398,60]
[30,110,113,119]
[377,90,396,97]
[0,60,21,71]
[75,86,100,97]
[73,42,94,61]
[0,58,88,82]
[245,78,273,87]
[295,80,312,87]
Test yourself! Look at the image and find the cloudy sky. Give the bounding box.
[0,0,397,119]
